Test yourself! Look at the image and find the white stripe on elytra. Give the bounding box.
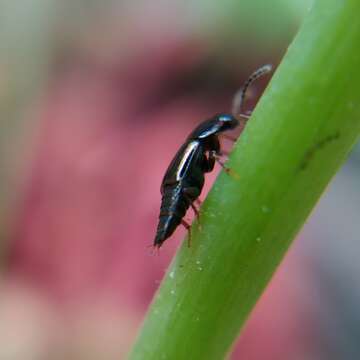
[175,141,199,181]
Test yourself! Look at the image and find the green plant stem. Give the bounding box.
[129,0,360,359]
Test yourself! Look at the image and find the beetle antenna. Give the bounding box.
[232,64,272,119]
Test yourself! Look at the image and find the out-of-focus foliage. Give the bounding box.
[0,0,57,255]
[194,0,313,48]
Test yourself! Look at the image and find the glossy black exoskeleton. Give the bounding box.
[154,64,272,248]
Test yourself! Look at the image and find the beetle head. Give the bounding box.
[215,113,239,131]
[189,113,239,140]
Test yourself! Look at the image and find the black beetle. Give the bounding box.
[154,64,272,248]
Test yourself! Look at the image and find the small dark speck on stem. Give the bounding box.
[299,131,340,170]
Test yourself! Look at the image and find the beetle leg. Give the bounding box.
[191,203,203,231]
[202,150,217,173]
[201,152,215,173]
[239,113,250,119]
[183,186,200,199]
[195,198,202,207]
[190,202,200,219]
[239,111,252,120]
[183,187,202,229]
[183,191,201,219]
[218,149,230,157]
[215,156,229,171]
[181,219,192,247]
[214,153,240,179]
[221,134,237,142]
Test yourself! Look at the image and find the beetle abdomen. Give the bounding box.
[154,185,190,247]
